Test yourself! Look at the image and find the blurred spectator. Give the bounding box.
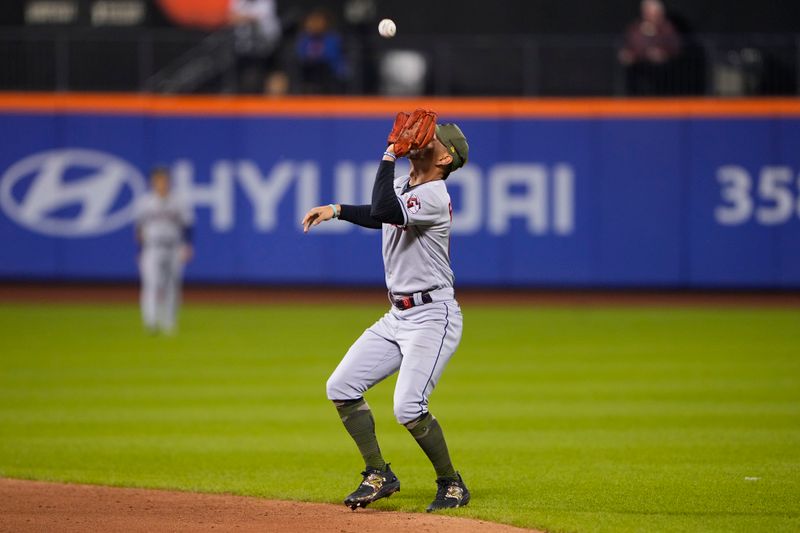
[295,9,347,94]
[265,70,290,96]
[229,0,282,94]
[618,0,682,95]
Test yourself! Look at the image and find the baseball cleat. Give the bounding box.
[344,464,400,510]
[426,472,470,512]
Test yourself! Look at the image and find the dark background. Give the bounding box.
[331,0,800,35]
[2,0,799,33]
[1,0,798,95]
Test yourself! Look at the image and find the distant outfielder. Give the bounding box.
[134,167,194,334]
[302,110,470,512]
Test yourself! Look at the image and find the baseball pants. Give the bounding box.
[326,296,463,424]
[139,244,184,332]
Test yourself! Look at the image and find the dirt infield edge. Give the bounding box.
[0,478,539,533]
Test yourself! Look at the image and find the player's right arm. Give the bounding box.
[308,145,404,231]
[178,197,195,263]
[302,204,338,233]
[303,111,426,232]
[302,203,383,233]
[302,145,399,233]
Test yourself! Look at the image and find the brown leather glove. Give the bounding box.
[387,111,411,145]
[393,109,437,157]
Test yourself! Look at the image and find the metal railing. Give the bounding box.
[0,27,797,96]
[0,27,208,92]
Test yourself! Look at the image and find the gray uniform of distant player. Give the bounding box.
[135,192,193,333]
[326,175,463,424]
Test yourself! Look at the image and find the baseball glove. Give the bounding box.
[393,109,437,157]
[387,111,411,145]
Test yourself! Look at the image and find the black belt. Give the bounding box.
[389,290,433,310]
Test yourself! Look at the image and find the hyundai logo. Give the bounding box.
[0,148,146,237]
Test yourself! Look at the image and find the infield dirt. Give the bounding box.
[0,478,537,533]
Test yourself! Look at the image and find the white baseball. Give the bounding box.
[378,18,396,38]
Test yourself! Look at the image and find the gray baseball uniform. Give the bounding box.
[326,174,463,424]
[135,191,193,333]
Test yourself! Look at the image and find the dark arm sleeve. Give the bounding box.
[339,204,382,230]
[182,226,194,245]
[369,160,405,225]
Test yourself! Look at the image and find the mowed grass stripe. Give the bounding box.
[0,303,798,533]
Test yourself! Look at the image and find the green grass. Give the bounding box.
[1,302,799,532]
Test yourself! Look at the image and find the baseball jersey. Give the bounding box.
[135,192,193,247]
[383,175,454,294]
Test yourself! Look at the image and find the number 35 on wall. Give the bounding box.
[715,166,800,226]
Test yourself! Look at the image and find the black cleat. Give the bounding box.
[344,464,400,510]
[426,472,470,512]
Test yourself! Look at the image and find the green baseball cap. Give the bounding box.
[436,123,469,174]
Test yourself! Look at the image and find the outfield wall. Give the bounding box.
[1,95,799,288]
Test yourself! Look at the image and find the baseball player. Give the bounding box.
[134,167,194,334]
[302,110,470,512]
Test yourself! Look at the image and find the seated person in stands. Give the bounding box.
[295,8,347,94]
[618,0,682,95]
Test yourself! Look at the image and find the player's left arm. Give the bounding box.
[133,198,144,259]
[181,227,194,263]
[370,109,436,225]
[180,199,194,263]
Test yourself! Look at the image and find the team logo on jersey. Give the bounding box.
[0,148,147,237]
[406,194,421,214]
